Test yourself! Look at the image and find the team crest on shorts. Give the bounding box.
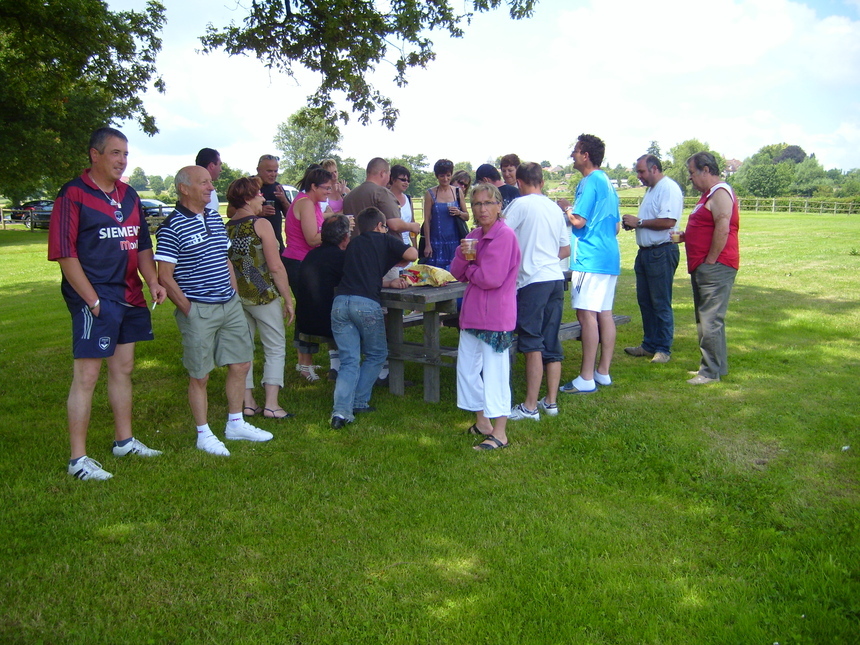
[99,336,111,351]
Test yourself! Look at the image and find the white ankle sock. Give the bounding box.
[196,424,212,436]
[573,375,596,391]
[594,372,612,386]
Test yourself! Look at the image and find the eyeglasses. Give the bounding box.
[260,154,279,161]
[396,177,410,182]
[472,201,500,209]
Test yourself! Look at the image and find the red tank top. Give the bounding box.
[685,182,739,273]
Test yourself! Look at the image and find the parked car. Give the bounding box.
[283,185,299,203]
[140,199,172,219]
[10,199,54,229]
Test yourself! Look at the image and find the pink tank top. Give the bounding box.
[282,193,324,261]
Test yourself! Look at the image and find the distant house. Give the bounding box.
[724,159,742,176]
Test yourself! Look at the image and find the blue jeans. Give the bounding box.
[634,243,679,355]
[331,295,387,421]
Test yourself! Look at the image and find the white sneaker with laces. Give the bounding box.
[537,397,559,417]
[197,432,231,456]
[225,420,273,442]
[112,437,162,457]
[509,403,540,421]
[68,456,113,481]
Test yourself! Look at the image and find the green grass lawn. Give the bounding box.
[0,213,858,644]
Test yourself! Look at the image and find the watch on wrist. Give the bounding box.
[88,299,100,311]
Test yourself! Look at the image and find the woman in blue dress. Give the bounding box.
[421,159,470,270]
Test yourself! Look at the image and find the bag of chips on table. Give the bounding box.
[402,265,457,287]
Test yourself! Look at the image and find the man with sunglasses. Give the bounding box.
[155,166,273,456]
[256,154,291,251]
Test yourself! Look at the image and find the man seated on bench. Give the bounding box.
[295,215,352,381]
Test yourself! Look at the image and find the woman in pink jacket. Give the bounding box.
[450,184,521,450]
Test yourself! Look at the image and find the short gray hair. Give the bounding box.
[174,167,193,193]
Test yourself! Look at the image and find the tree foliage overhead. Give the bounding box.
[200,0,536,129]
[0,0,166,202]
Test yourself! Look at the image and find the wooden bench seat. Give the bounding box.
[301,314,632,368]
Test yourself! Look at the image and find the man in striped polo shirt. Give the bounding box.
[155,166,273,455]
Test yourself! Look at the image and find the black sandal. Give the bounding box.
[474,435,508,451]
[263,408,295,420]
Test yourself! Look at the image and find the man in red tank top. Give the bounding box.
[682,152,740,385]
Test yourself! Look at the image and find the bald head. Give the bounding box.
[365,157,390,186]
[176,165,214,212]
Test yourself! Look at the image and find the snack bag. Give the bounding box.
[403,265,457,286]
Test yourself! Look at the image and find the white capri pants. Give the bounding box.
[456,331,511,419]
[243,298,286,389]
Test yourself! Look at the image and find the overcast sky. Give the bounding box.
[109,0,860,178]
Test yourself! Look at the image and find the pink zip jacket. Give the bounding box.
[450,218,521,332]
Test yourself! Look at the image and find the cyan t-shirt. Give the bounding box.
[571,170,621,275]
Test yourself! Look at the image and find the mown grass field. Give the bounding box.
[0,211,857,644]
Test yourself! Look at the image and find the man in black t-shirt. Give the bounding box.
[476,163,520,210]
[256,154,291,251]
[329,208,418,428]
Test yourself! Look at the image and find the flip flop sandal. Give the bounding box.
[263,408,295,420]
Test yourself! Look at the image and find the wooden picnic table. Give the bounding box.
[379,281,466,403]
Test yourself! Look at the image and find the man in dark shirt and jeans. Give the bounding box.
[330,208,418,428]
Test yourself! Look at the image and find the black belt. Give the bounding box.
[638,241,673,250]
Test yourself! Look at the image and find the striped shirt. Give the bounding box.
[154,204,234,303]
[47,170,152,308]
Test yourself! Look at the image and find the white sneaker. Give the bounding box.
[225,420,273,442]
[68,456,113,481]
[537,397,559,417]
[509,403,540,421]
[112,437,162,457]
[197,432,231,456]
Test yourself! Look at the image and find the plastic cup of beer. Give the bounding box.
[670,227,682,244]
[462,238,477,260]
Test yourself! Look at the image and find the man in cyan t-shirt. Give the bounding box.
[560,133,621,395]
[329,207,418,429]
